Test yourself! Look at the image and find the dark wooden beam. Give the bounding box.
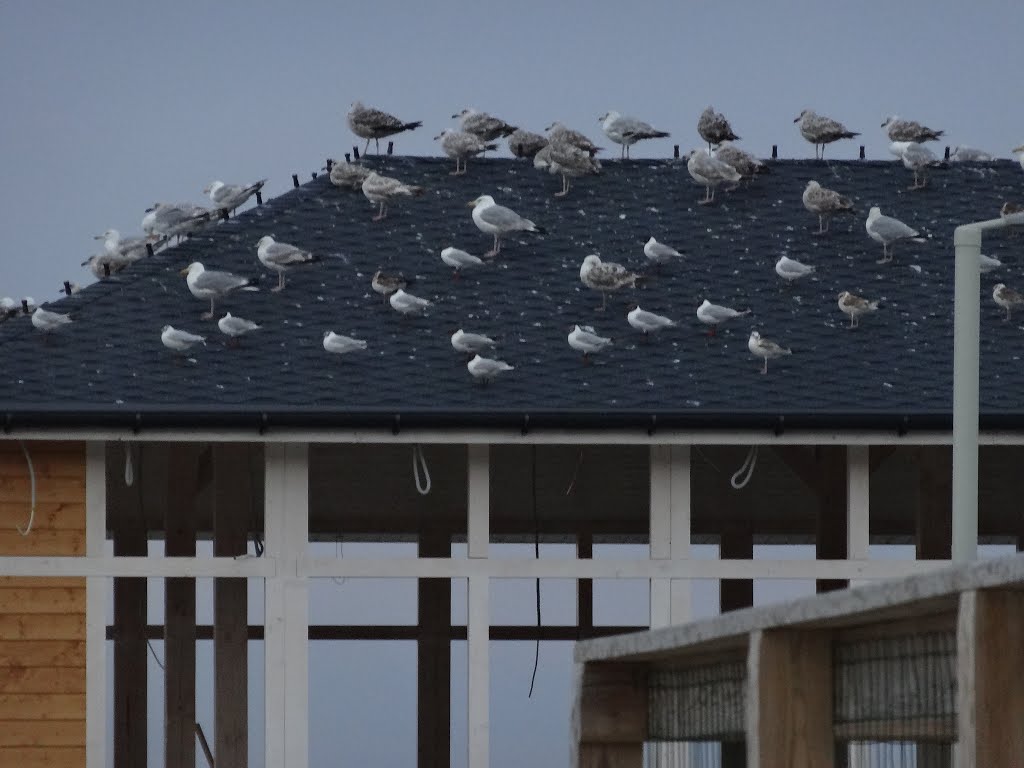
[418,528,451,768]
[115,624,647,641]
[719,529,753,613]
[577,533,594,639]
[917,447,952,560]
[816,447,848,593]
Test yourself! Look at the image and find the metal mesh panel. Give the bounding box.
[648,660,747,742]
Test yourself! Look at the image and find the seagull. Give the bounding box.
[1,297,19,320]
[217,312,261,346]
[347,101,422,155]
[453,108,518,141]
[435,130,497,175]
[979,253,1002,273]
[161,325,205,353]
[794,110,859,159]
[31,307,72,338]
[452,329,497,356]
[467,354,514,383]
[371,270,409,302]
[142,202,212,240]
[389,288,431,316]
[890,141,943,189]
[802,180,855,235]
[837,291,880,328]
[203,179,267,216]
[506,128,548,158]
[95,228,154,259]
[713,143,768,180]
[697,299,750,336]
[440,247,484,278]
[748,331,791,374]
[326,160,372,191]
[361,171,425,221]
[1013,145,1024,173]
[469,195,545,257]
[545,122,601,156]
[697,106,740,151]
[993,283,1024,321]
[627,306,675,340]
[579,254,638,311]
[865,207,925,263]
[539,141,601,197]
[643,237,683,268]
[685,149,741,204]
[775,256,815,283]
[322,331,368,355]
[568,324,612,363]
[598,111,670,159]
[948,146,993,163]
[181,262,257,319]
[256,236,318,291]
[882,116,944,143]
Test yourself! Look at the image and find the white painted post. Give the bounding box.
[264,442,310,768]
[85,441,108,768]
[669,445,692,624]
[467,445,489,558]
[847,445,870,561]
[467,444,490,767]
[649,445,672,628]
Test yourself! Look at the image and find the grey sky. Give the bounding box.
[2,1,1023,301]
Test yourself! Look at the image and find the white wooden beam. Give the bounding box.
[467,575,489,768]
[467,444,489,558]
[0,555,275,577]
[85,441,108,768]
[669,445,692,624]
[847,445,870,560]
[649,445,672,628]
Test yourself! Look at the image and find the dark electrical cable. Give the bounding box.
[528,445,541,698]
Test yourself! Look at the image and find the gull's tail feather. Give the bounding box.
[401,121,423,132]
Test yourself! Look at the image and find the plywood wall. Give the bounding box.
[0,441,86,767]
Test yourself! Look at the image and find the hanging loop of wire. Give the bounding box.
[729,446,758,490]
[412,444,431,495]
[17,441,36,536]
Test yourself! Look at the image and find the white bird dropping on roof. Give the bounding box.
[440,247,484,278]
[361,171,425,221]
[579,254,639,311]
[696,299,750,336]
[434,130,497,175]
[389,288,431,316]
[469,195,545,258]
[218,312,261,346]
[161,325,205,352]
[890,142,942,189]
[627,306,675,338]
[882,116,944,143]
[451,329,497,355]
[748,331,791,374]
[794,110,859,159]
[453,108,518,142]
[203,179,267,215]
[181,262,256,319]
[467,354,514,383]
[643,237,683,267]
[347,101,422,155]
[802,180,855,235]
[322,331,368,355]
[837,291,880,328]
[865,207,925,263]
[697,106,740,151]
[568,324,612,362]
[775,256,815,283]
[598,111,670,159]
[685,149,741,204]
[256,236,318,291]
[31,307,72,334]
[993,283,1024,321]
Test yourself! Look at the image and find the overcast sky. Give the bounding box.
[2,1,1023,303]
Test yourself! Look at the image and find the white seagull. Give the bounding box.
[440,247,484,279]
[203,179,267,215]
[685,149,741,204]
[322,331,367,355]
[598,111,670,159]
[435,130,497,175]
[217,312,261,346]
[181,262,257,319]
[748,331,791,374]
[568,324,612,363]
[467,354,514,383]
[993,283,1024,321]
[627,306,675,340]
[865,207,925,263]
[161,325,205,353]
[469,195,545,257]
[890,141,942,189]
[389,288,431,316]
[361,171,425,221]
[31,307,72,336]
[643,237,683,268]
[451,329,497,356]
[256,236,318,291]
[697,299,750,336]
[775,256,815,283]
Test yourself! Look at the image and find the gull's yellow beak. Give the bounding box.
[467,199,478,207]
[179,266,190,276]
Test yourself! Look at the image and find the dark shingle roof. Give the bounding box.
[2,157,1023,431]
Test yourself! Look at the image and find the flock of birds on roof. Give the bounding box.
[8,102,1024,381]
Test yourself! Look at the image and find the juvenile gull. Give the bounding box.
[435,130,497,175]
[256,235,318,291]
[469,195,545,257]
[698,106,740,151]
[452,329,496,356]
[543,141,601,197]
[181,262,257,319]
[142,202,212,239]
[599,111,670,159]
[204,179,267,215]
[865,207,925,263]
[371,270,409,302]
[837,291,880,328]
[627,306,675,339]
[161,325,205,353]
[467,354,513,383]
[389,288,431,316]
[713,142,767,179]
[948,146,993,163]
[685,149,741,204]
[323,331,367,355]
[579,254,638,311]
[361,171,425,221]
[568,324,612,363]
[643,237,683,268]
[775,256,815,283]
[453,108,517,141]
[347,101,422,155]
[545,122,601,156]
[506,128,548,158]
[696,299,750,336]
[440,247,484,278]
[802,180,854,235]
[794,110,859,159]
[882,116,944,143]
[217,312,261,346]
[890,141,943,189]
[993,283,1024,321]
[748,331,791,374]
[31,307,72,336]
[327,160,373,191]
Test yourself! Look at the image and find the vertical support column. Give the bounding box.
[649,445,672,628]
[816,447,848,593]
[418,526,451,768]
[956,589,1024,768]
[85,442,108,768]
[467,444,490,768]
[572,662,647,768]
[577,533,593,639]
[214,443,251,768]
[669,445,692,624]
[917,448,953,561]
[847,446,870,561]
[721,526,753,768]
[264,443,309,768]
[747,630,834,768]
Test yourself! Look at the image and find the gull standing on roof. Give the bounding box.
[31,307,72,339]
[795,110,859,159]
[697,299,750,336]
[389,288,431,316]
[685,149,741,205]
[837,291,880,328]
[775,256,815,283]
[142,202,212,240]
[204,179,267,216]
[85,229,151,278]
[713,143,767,180]
[469,195,545,257]
[948,146,992,163]
[882,116,944,143]
[542,142,601,197]
[181,262,257,319]
[323,331,368,355]
[256,236,318,291]
[347,101,422,155]
[1013,145,1024,172]
[568,324,612,363]
[506,128,548,158]
[698,106,740,151]
[361,171,425,221]
[327,160,373,191]
[993,284,1024,321]
[371,270,408,303]
[453,108,518,142]
[580,254,639,311]
[802,180,855,235]
[643,237,683,269]
[865,207,925,263]
[441,247,484,279]
[748,331,791,374]
[218,312,261,346]
[467,354,513,384]
[545,122,601,156]
[1,297,19,320]
[599,111,670,159]
[627,306,675,340]
[435,130,497,175]
[890,141,942,189]
[452,329,497,356]
[161,325,205,354]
